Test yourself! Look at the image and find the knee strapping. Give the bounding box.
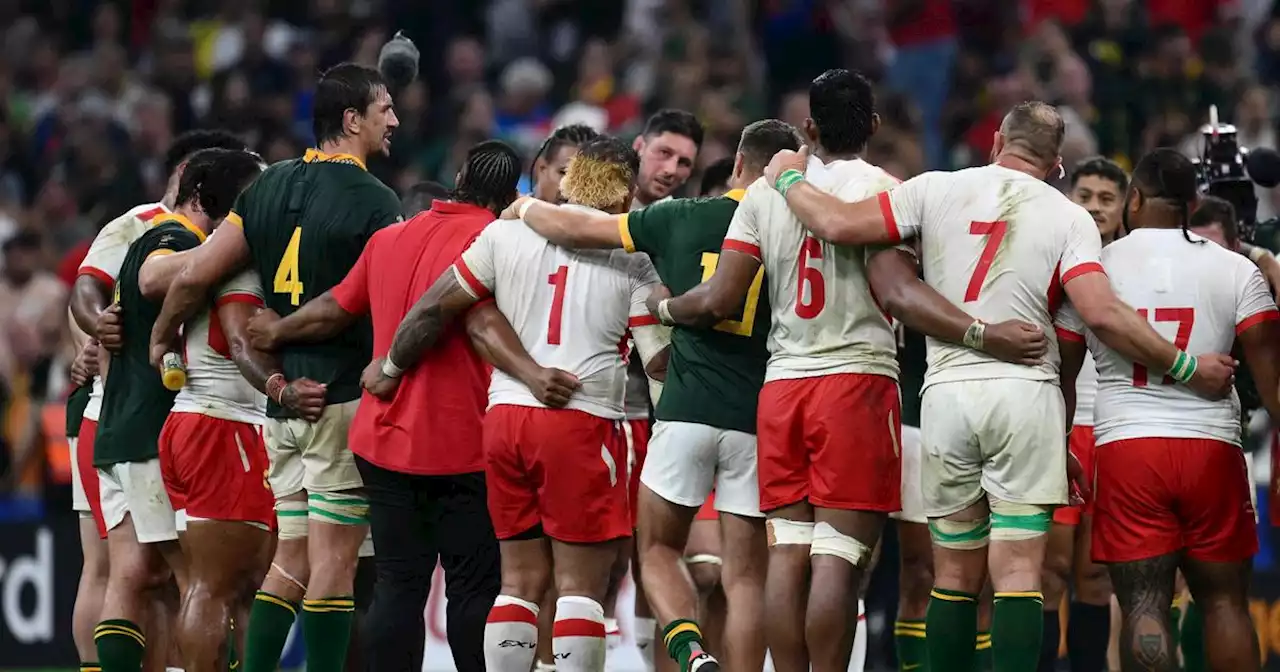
[766,518,814,546]
[809,521,873,567]
[275,499,308,540]
[684,554,722,566]
[929,516,991,550]
[307,492,369,526]
[989,500,1052,541]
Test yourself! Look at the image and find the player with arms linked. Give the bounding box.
[148,62,402,672]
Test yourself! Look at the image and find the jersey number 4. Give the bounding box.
[1132,307,1195,386]
[700,252,764,336]
[273,226,305,306]
[965,220,1008,302]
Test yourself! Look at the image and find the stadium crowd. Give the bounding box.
[5,1,1280,672]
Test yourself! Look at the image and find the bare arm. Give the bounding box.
[465,301,542,385]
[866,248,976,345]
[1238,319,1280,423]
[1065,273,1179,372]
[518,199,626,249]
[138,249,196,300]
[268,292,360,346]
[663,250,762,327]
[219,300,282,392]
[69,275,111,337]
[644,345,671,381]
[1058,336,1085,435]
[784,183,898,246]
[387,268,481,370]
[151,221,250,360]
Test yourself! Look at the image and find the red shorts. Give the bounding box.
[695,491,718,521]
[626,418,651,528]
[77,419,107,539]
[757,373,901,513]
[158,413,275,529]
[483,405,630,543]
[1053,425,1096,526]
[1092,437,1257,564]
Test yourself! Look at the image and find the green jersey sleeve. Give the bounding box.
[354,181,404,236]
[621,200,681,259]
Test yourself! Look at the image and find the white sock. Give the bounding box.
[851,598,867,672]
[484,595,540,672]
[633,617,657,672]
[604,616,621,649]
[553,595,607,672]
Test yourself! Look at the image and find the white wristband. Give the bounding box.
[962,320,986,351]
[381,356,405,379]
[657,298,676,326]
[518,198,538,221]
[1248,245,1269,263]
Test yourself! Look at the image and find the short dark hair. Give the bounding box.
[561,136,640,210]
[699,157,735,196]
[453,140,522,215]
[643,109,703,148]
[312,63,389,146]
[1131,147,1201,244]
[401,181,451,217]
[1071,156,1128,192]
[175,149,265,221]
[163,130,247,177]
[809,69,876,154]
[530,124,600,184]
[1190,195,1239,246]
[738,119,803,174]
[2,230,41,254]
[999,101,1065,169]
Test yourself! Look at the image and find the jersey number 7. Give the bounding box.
[274,226,305,306]
[1132,307,1195,386]
[965,220,1008,302]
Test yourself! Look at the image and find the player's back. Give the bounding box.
[478,212,654,419]
[172,270,266,425]
[1078,229,1274,445]
[733,157,901,382]
[231,150,402,414]
[907,164,1097,386]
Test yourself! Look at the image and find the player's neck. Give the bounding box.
[814,147,859,164]
[318,138,368,166]
[173,205,211,234]
[993,152,1048,180]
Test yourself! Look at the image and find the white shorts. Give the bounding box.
[890,425,926,525]
[920,379,1067,518]
[639,420,762,518]
[98,459,180,544]
[69,437,90,513]
[266,399,362,498]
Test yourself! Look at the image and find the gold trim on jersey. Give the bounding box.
[617,214,636,253]
[724,188,746,202]
[152,212,207,243]
[225,211,244,228]
[303,148,367,171]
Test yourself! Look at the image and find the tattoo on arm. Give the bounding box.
[1109,554,1180,672]
[387,270,477,369]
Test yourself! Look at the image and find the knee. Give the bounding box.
[1075,563,1112,604]
[687,559,721,597]
[899,555,934,613]
[1041,549,1071,598]
[501,565,552,606]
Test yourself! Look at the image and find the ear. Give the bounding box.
[869,113,881,139]
[732,152,746,180]
[343,107,361,136]
[632,136,645,153]
[802,118,819,145]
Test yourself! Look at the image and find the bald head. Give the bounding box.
[998,101,1065,170]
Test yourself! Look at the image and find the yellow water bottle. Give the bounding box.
[161,351,187,391]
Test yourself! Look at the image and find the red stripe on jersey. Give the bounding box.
[1237,309,1280,335]
[454,260,492,298]
[1055,326,1084,343]
[552,618,607,638]
[1047,262,1065,316]
[722,239,761,259]
[138,206,166,222]
[629,315,660,328]
[877,192,901,243]
[215,293,264,308]
[486,604,538,625]
[208,309,231,358]
[1061,262,1106,285]
[78,266,115,290]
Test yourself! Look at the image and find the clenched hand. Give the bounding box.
[982,321,1048,365]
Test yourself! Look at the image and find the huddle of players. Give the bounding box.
[60,59,1280,672]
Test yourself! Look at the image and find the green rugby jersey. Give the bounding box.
[229,149,401,417]
[620,189,769,434]
[65,384,91,439]
[94,214,204,467]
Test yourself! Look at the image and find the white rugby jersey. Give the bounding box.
[455,208,662,420]
[171,269,268,424]
[1071,351,1098,427]
[881,164,1103,390]
[78,201,170,422]
[725,157,902,382]
[1056,228,1280,446]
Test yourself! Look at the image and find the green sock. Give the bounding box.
[662,619,707,671]
[991,592,1044,672]
[80,664,103,672]
[301,596,356,672]
[894,619,928,670]
[1181,600,1206,672]
[94,619,145,672]
[926,588,978,671]
[974,631,993,671]
[244,591,298,672]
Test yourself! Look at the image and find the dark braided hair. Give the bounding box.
[175,149,265,221]
[810,69,876,154]
[1130,148,1202,244]
[529,124,600,186]
[453,140,522,215]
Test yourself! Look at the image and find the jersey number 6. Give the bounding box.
[1132,307,1195,386]
[796,236,825,319]
[273,226,305,306]
[700,252,764,337]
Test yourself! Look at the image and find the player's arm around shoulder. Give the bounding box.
[150,217,252,365]
[501,196,629,250]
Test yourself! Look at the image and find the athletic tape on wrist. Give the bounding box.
[963,320,986,350]
[775,169,805,197]
[657,298,676,326]
[1248,245,1270,263]
[518,198,537,221]
[1167,350,1197,384]
[381,356,404,379]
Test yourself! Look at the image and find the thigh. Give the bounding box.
[713,429,762,518]
[1177,439,1258,563]
[357,457,436,580]
[626,418,652,529]
[300,399,363,494]
[640,421,718,509]
[891,424,927,525]
[80,420,107,538]
[806,374,902,512]
[1091,439,1180,563]
[755,379,810,513]
[920,384,983,518]
[264,418,304,499]
[164,414,275,528]
[482,407,539,541]
[118,459,179,544]
[536,410,631,543]
[978,380,1068,507]
[98,464,129,535]
[437,473,501,598]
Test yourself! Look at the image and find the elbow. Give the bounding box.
[1079,300,1124,336]
[138,273,166,301]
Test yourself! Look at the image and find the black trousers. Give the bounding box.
[355,456,500,672]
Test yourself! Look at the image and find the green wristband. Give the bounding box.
[775,169,805,196]
[1167,350,1197,384]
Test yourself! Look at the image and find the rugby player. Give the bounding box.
[148,63,402,671]
[653,71,1048,672]
[245,141,537,671]
[67,129,246,672]
[89,148,265,671]
[1056,148,1280,672]
[498,120,804,672]
[762,101,1237,670]
[362,136,671,672]
[1040,157,1129,672]
[66,325,101,672]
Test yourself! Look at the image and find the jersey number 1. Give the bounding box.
[1132,307,1195,386]
[273,226,305,306]
[965,220,1008,302]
